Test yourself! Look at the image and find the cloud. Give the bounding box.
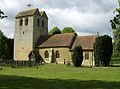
[0,0,118,38]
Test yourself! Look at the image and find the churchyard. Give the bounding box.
[0,64,120,89]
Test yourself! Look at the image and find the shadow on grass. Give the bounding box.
[0,75,120,89]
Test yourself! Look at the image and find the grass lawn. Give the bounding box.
[0,64,120,89]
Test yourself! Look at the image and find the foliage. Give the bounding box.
[94,35,113,66]
[49,27,76,35]
[111,57,120,64]
[62,27,75,34]
[0,9,7,19]
[0,30,10,60]
[72,46,83,67]
[110,1,120,59]
[48,27,61,35]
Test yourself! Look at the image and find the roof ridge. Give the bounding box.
[78,35,97,37]
[21,8,38,12]
[16,8,39,18]
[54,33,76,36]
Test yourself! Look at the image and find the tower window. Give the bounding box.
[85,52,89,60]
[37,18,40,26]
[44,50,49,58]
[25,18,28,25]
[23,31,24,34]
[19,19,23,26]
[42,20,44,28]
[56,51,60,58]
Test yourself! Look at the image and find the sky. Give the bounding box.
[0,0,118,38]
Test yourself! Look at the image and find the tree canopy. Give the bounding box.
[0,30,10,60]
[94,35,113,66]
[49,26,75,35]
[48,27,61,35]
[62,27,75,34]
[110,0,120,58]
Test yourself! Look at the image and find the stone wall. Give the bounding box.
[82,50,94,66]
[14,16,34,61]
[39,47,71,64]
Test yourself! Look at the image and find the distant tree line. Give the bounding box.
[48,26,75,35]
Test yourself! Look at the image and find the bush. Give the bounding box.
[72,46,83,67]
[94,35,113,66]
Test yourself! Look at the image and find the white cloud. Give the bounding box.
[46,7,114,35]
[0,0,118,38]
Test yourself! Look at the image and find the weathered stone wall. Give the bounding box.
[82,51,94,66]
[39,47,71,64]
[33,14,48,48]
[14,10,48,61]
[14,16,34,61]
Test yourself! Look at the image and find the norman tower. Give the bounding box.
[14,8,48,61]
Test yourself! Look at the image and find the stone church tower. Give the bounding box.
[14,8,48,61]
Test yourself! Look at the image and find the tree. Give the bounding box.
[0,10,9,60]
[110,0,120,58]
[94,35,113,66]
[0,9,7,19]
[72,46,83,67]
[62,27,75,34]
[48,27,61,35]
[0,30,10,60]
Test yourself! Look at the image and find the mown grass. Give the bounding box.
[0,64,120,89]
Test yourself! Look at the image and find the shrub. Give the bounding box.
[72,46,83,67]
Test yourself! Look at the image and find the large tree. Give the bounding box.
[0,9,9,60]
[94,35,113,66]
[62,27,75,34]
[48,26,61,35]
[72,46,83,67]
[110,0,120,58]
[0,31,10,60]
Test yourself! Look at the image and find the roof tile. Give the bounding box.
[37,33,77,48]
[72,35,96,50]
[16,8,38,18]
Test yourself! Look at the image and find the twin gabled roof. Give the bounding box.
[37,33,96,50]
[16,8,48,19]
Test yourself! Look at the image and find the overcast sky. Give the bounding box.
[0,0,118,38]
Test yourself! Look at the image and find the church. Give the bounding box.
[14,8,96,66]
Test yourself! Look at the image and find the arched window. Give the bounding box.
[85,52,89,60]
[44,50,49,58]
[42,20,44,28]
[25,18,28,25]
[56,51,60,58]
[19,19,23,26]
[37,18,40,26]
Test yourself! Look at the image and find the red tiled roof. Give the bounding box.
[72,35,96,50]
[37,33,77,48]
